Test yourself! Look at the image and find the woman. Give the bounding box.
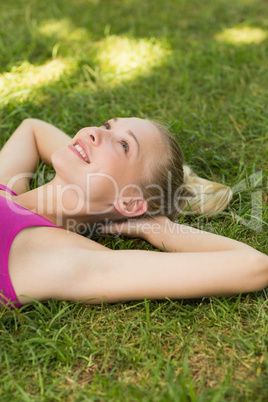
[0,117,267,307]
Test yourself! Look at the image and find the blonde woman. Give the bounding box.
[0,118,267,307]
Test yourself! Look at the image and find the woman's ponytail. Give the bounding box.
[181,165,232,216]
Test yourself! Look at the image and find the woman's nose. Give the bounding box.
[88,127,106,145]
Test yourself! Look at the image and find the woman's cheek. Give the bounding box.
[51,148,80,180]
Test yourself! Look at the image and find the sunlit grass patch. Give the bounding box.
[38,18,90,42]
[0,59,75,104]
[94,35,170,84]
[215,26,267,45]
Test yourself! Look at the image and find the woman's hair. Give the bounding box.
[141,121,232,220]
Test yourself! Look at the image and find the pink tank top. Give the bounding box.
[0,184,60,308]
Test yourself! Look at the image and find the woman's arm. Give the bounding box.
[11,223,268,306]
[99,216,258,253]
[84,217,267,300]
[19,244,268,304]
[0,119,71,194]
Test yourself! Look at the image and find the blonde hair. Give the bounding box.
[141,121,232,220]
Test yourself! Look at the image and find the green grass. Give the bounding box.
[0,0,268,400]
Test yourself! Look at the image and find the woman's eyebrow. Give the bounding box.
[111,118,140,154]
[127,130,140,154]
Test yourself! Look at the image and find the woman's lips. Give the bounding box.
[68,139,90,163]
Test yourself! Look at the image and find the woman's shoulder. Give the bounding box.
[9,226,110,305]
[9,226,109,288]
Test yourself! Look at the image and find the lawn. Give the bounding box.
[0,0,268,400]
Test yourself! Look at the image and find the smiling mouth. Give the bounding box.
[69,142,90,163]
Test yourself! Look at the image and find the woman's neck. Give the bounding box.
[15,178,118,230]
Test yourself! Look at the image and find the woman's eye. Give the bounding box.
[102,122,110,129]
[121,140,129,153]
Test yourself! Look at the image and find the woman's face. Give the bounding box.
[52,117,163,216]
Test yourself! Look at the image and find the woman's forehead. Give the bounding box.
[114,117,161,139]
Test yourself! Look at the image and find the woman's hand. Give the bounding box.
[96,216,169,241]
[0,119,71,194]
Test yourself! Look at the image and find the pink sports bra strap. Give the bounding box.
[0,184,17,196]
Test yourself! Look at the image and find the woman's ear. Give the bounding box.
[113,197,148,217]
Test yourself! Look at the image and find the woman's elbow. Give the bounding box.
[243,252,268,293]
